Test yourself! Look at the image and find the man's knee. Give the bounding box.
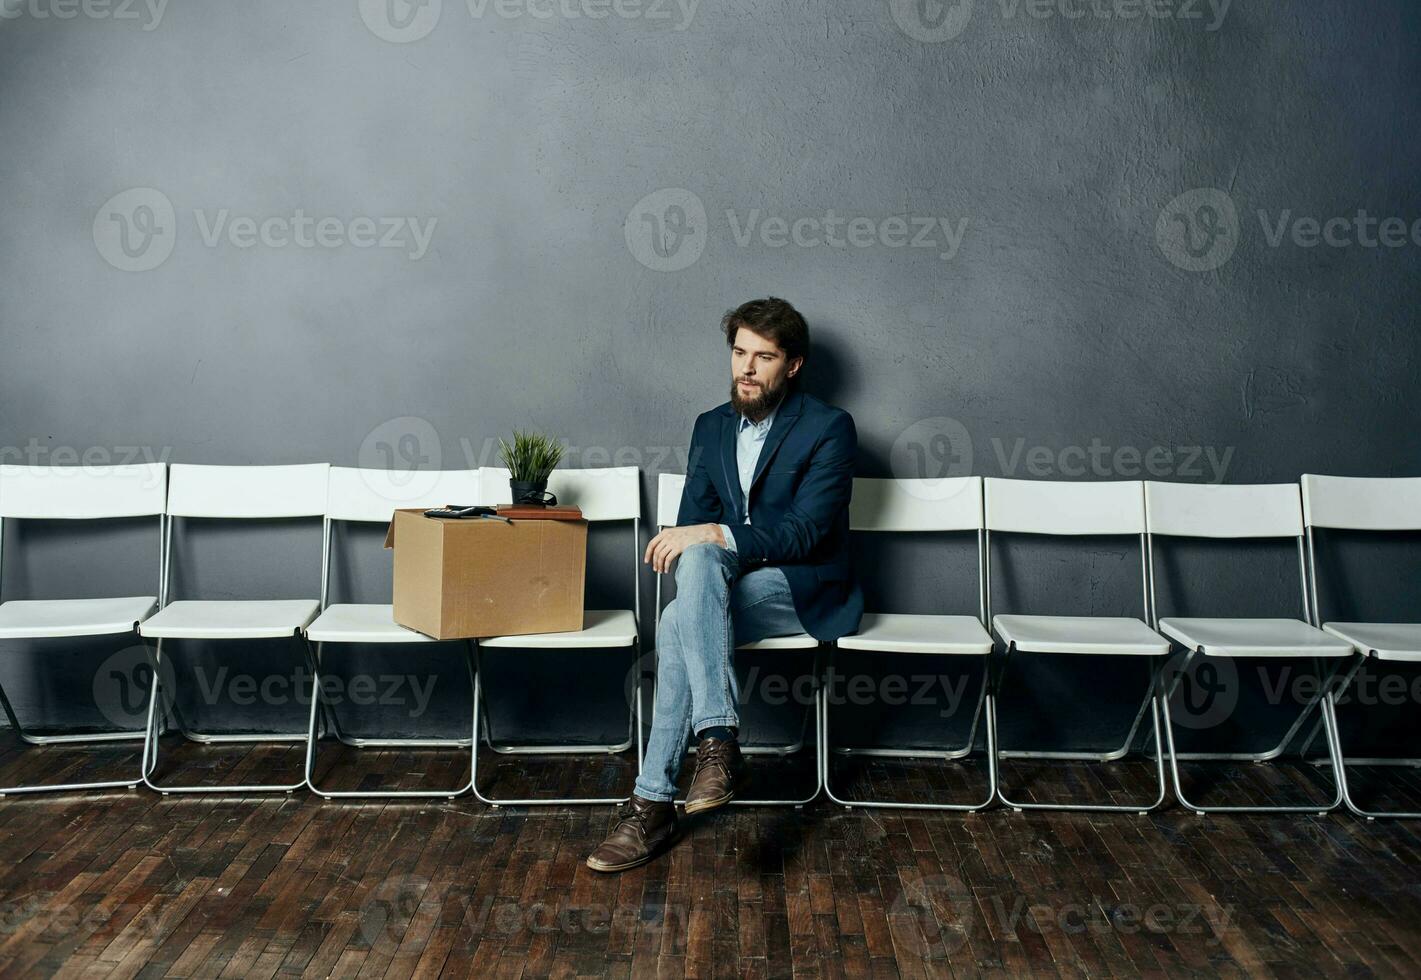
[674,541,731,590]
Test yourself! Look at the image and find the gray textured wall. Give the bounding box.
[1,1,1419,753]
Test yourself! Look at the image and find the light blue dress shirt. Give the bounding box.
[718,402,779,555]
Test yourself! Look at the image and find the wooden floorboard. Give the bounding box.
[0,741,1419,977]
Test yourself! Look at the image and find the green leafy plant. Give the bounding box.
[498,429,565,483]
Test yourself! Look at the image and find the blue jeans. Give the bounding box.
[633,542,805,802]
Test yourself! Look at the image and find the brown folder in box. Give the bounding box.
[495,505,584,521]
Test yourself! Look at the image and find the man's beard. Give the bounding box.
[730,375,789,423]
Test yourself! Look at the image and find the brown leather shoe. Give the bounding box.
[683,735,746,815]
[585,795,680,873]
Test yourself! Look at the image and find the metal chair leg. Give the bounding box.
[470,642,643,807]
[0,638,152,797]
[140,634,311,795]
[830,662,987,761]
[1319,657,1421,819]
[821,651,996,812]
[1159,648,1342,815]
[303,639,474,800]
[993,647,1168,814]
[665,649,824,808]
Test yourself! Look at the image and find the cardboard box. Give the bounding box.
[384,509,587,640]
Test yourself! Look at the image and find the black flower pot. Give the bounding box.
[509,479,557,507]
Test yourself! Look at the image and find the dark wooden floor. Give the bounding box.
[2,739,1421,978]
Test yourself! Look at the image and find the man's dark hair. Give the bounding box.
[722,297,809,366]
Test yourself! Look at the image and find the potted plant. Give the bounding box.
[498,429,564,506]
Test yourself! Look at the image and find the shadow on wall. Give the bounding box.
[797,325,884,474]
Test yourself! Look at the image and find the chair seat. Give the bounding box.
[139,599,320,639]
[305,604,435,644]
[738,632,819,651]
[480,609,638,649]
[993,615,1168,656]
[1159,618,1353,658]
[838,613,992,655]
[0,596,157,639]
[1323,622,1421,662]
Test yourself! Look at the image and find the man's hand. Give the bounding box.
[644,523,726,574]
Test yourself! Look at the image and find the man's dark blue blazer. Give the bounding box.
[676,388,864,643]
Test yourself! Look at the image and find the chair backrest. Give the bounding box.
[479,466,640,522]
[166,464,329,519]
[984,478,1145,535]
[326,467,482,524]
[0,463,167,519]
[850,477,982,532]
[1301,474,1421,531]
[657,473,685,528]
[658,475,987,533]
[1145,481,1303,539]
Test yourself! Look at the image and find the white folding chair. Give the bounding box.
[470,465,644,806]
[1145,481,1353,814]
[302,467,483,799]
[822,477,996,811]
[138,463,328,794]
[985,478,1171,813]
[653,472,823,807]
[1302,473,1421,819]
[0,463,166,795]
